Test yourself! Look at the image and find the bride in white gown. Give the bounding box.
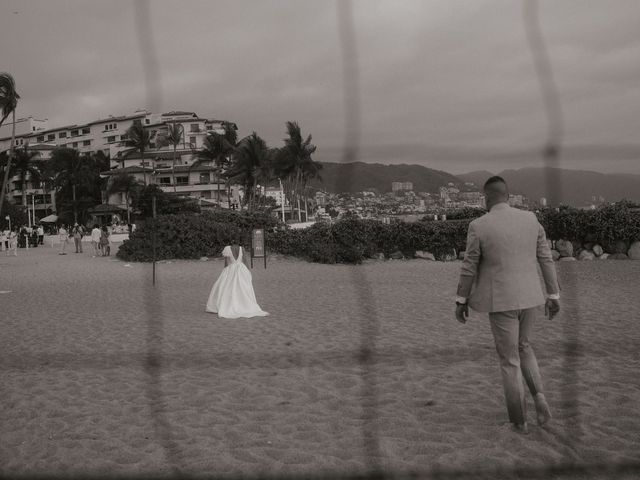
[206,244,269,319]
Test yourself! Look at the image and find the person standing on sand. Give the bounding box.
[455,176,560,434]
[37,224,44,245]
[91,225,102,257]
[206,234,269,319]
[100,225,110,256]
[6,228,18,256]
[58,224,69,255]
[72,223,84,253]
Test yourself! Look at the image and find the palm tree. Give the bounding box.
[274,121,320,221]
[106,173,141,225]
[50,148,97,224]
[158,122,184,192]
[193,122,238,206]
[119,121,155,186]
[227,132,271,211]
[10,145,42,208]
[0,72,20,217]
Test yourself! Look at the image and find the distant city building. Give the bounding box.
[508,194,525,207]
[315,191,329,206]
[392,181,413,192]
[265,187,288,207]
[540,197,547,207]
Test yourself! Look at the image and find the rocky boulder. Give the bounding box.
[556,239,574,258]
[389,251,404,260]
[628,241,640,260]
[551,250,561,261]
[599,253,610,260]
[592,245,604,257]
[578,250,595,261]
[559,256,576,262]
[415,250,436,261]
[374,252,385,260]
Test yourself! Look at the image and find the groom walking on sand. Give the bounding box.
[455,176,560,434]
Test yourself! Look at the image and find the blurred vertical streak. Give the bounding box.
[133,0,163,112]
[523,0,583,453]
[133,0,181,474]
[337,0,383,472]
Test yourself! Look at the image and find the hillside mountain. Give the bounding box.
[310,162,461,193]
[457,167,640,205]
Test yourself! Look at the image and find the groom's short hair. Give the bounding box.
[483,176,509,198]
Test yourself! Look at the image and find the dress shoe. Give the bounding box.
[534,393,552,426]
[511,422,529,434]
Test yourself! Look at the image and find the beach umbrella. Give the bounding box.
[40,214,58,223]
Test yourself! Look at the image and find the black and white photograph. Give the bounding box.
[1,0,639,479]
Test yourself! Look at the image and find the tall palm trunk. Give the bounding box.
[0,110,16,215]
[172,144,177,193]
[141,144,147,186]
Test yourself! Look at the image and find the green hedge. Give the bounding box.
[534,201,640,250]
[268,218,470,264]
[115,202,640,263]
[116,210,278,262]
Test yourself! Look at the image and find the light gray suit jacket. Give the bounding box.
[457,203,560,313]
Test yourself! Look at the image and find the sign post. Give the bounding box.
[152,195,157,286]
[251,228,267,269]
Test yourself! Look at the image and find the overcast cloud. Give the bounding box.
[1,0,639,174]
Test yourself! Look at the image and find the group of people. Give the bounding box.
[1,224,45,256]
[57,223,111,256]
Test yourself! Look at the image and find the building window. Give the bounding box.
[82,127,90,134]
[107,136,116,143]
[71,129,79,137]
[72,142,78,148]
[176,176,189,185]
[190,124,200,133]
[37,135,44,142]
[121,134,128,141]
[48,134,55,141]
[199,173,210,184]
[59,132,67,138]
[206,125,213,130]
[145,119,150,125]
[189,136,196,146]
[159,177,171,185]
[83,140,91,146]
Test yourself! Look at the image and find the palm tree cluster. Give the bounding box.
[2,69,322,224]
[0,72,20,217]
[196,120,322,220]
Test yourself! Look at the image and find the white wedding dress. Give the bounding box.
[206,246,269,319]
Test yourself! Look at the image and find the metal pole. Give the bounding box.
[152,194,157,286]
[279,178,285,223]
[72,184,78,224]
[32,194,35,225]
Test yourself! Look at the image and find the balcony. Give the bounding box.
[158,183,225,193]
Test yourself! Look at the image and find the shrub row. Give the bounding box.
[116,210,277,262]
[116,202,640,263]
[268,218,470,264]
[535,201,640,250]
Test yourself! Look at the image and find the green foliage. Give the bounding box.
[132,184,201,218]
[268,218,471,264]
[535,201,640,252]
[116,210,280,262]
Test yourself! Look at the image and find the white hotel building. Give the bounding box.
[0,110,242,220]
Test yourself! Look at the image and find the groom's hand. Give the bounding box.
[545,298,560,320]
[455,303,469,324]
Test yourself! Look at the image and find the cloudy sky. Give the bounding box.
[2,0,639,174]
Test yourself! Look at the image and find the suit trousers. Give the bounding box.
[489,307,544,425]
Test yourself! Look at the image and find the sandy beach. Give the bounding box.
[1,244,639,478]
